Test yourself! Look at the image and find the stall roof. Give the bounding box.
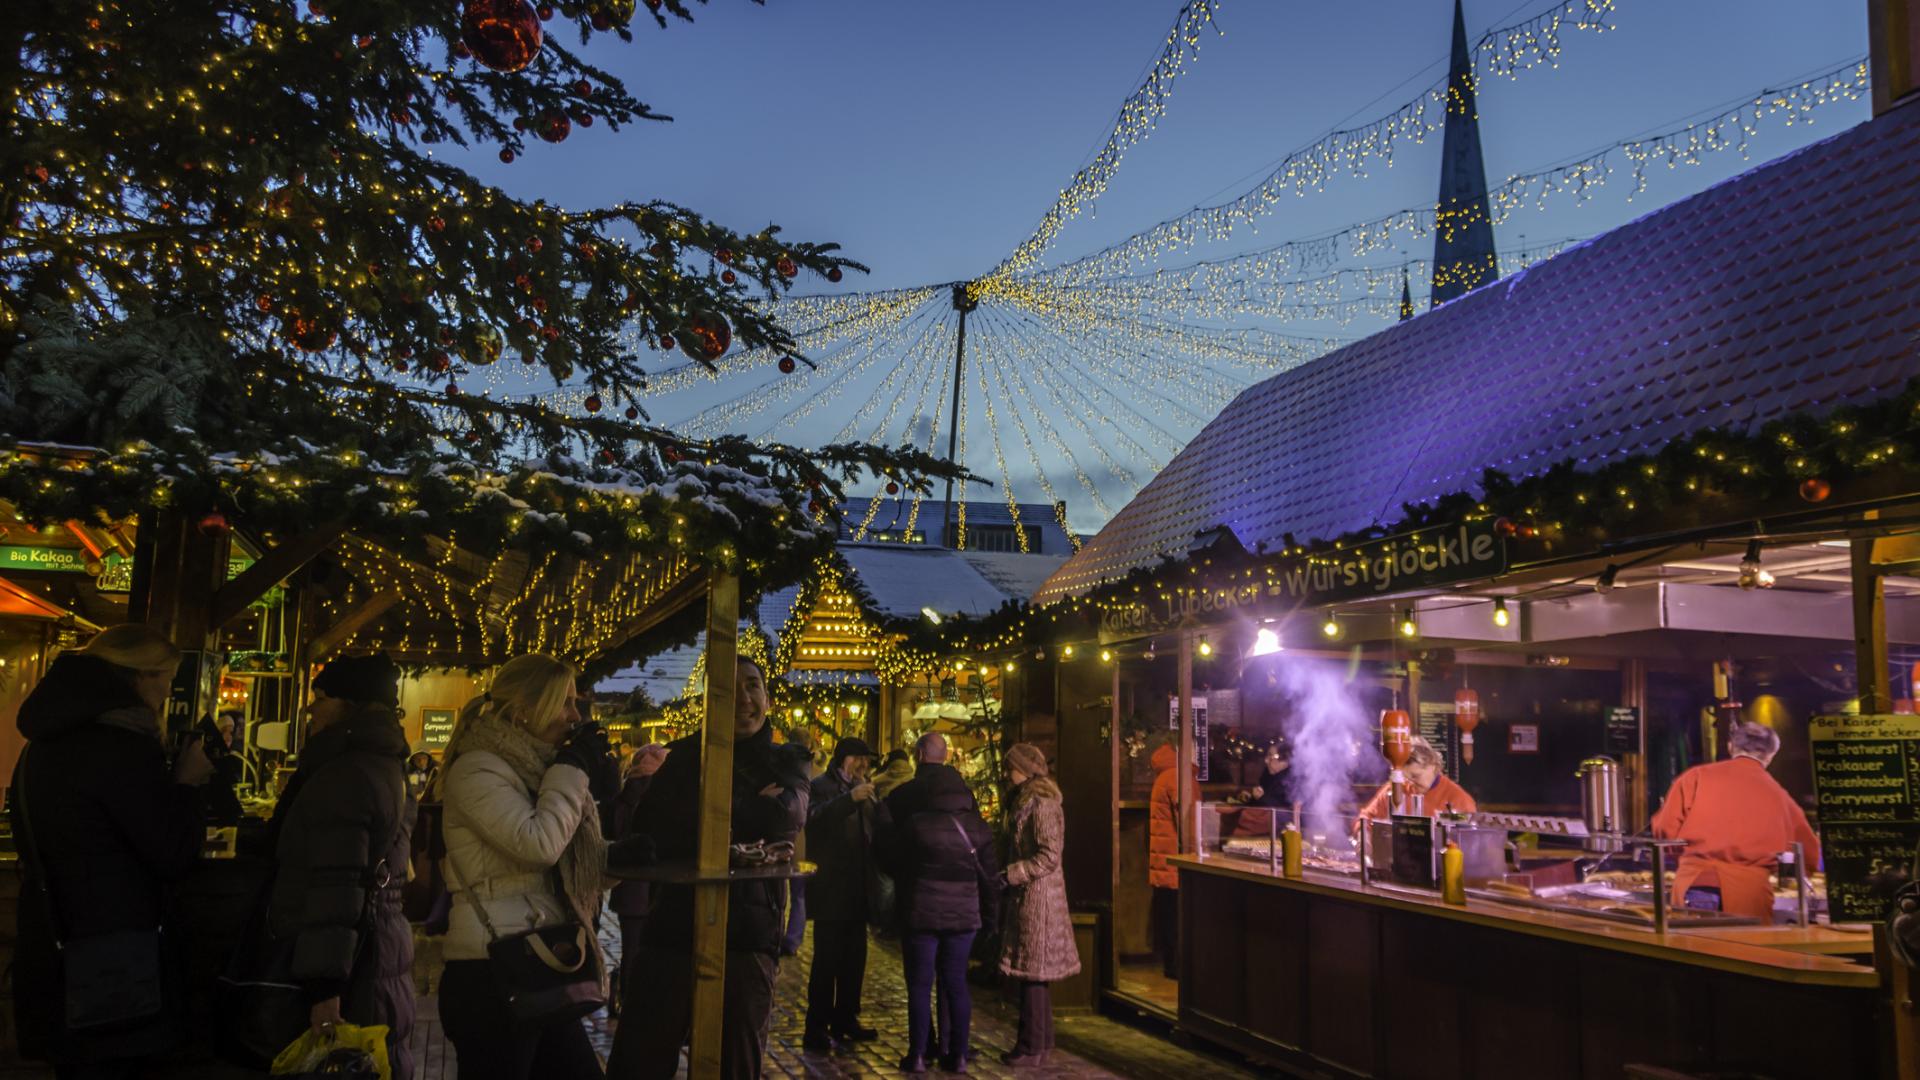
[1036,99,1920,603]
[839,543,1059,620]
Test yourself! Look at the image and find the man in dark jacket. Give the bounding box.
[610,656,810,1080]
[606,742,667,1012]
[266,654,416,1080]
[803,736,878,1052]
[876,733,1000,1074]
[10,640,213,1074]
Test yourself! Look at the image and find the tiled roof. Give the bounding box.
[1036,101,1920,603]
[839,543,1039,620]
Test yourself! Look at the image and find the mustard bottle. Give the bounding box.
[1281,824,1303,879]
[1441,839,1466,905]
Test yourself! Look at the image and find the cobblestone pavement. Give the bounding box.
[410,924,1271,1078]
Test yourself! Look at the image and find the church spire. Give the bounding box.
[1399,265,1415,321]
[1430,0,1498,308]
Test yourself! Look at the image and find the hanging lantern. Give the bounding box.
[1454,687,1481,764]
[677,311,732,363]
[461,0,543,73]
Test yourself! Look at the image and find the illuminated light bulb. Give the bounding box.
[1737,540,1764,591]
[1062,644,1075,659]
[1099,649,1113,663]
[1399,611,1418,638]
[1321,615,1341,639]
[1492,598,1510,628]
[1251,627,1282,657]
[1197,637,1214,658]
[1004,662,1016,673]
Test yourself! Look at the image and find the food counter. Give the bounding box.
[1171,852,1887,1079]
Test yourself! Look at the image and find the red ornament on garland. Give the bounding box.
[776,257,797,278]
[777,356,797,374]
[1494,517,1517,537]
[574,79,593,96]
[426,215,446,232]
[678,311,732,363]
[826,267,843,283]
[197,512,230,537]
[584,393,603,413]
[461,0,543,73]
[625,405,640,420]
[658,334,675,351]
[499,148,516,163]
[1799,477,1832,503]
[885,481,900,495]
[527,235,544,253]
[721,270,737,285]
[715,248,734,265]
[537,3,554,19]
[255,294,274,313]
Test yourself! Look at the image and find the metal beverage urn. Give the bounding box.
[1576,756,1624,849]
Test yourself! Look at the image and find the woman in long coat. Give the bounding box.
[996,743,1080,1068]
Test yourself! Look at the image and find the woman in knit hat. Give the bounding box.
[997,743,1080,1067]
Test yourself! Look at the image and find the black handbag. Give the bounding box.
[12,745,166,1034]
[445,849,605,1023]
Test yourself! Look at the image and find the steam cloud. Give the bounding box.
[1267,654,1374,853]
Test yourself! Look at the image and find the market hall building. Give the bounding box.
[1014,22,1920,1080]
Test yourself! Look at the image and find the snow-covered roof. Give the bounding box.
[1037,101,1920,603]
[839,543,1037,620]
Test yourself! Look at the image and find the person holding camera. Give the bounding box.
[436,654,613,1080]
[9,624,213,1079]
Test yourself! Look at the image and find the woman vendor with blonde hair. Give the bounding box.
[1356,736,1477,824]
[433,654,617,1080]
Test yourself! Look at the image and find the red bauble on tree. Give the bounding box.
[461,0,543,73]
[583,393,603,413]
[678,311,732,363]
[721,270,737,285]
[198,511,230,537]
[885,481,900,495]
[776,257,798,278]
[777,356,797,374]
[1799,477,1832,503]
[658,334,676,351]
[826,267,843,283]
[625,405,640,420]
[537,111,571,143]
[499,148,516,163]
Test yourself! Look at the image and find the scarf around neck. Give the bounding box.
[442,707,607,935]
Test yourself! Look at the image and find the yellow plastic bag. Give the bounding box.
[269,1022,391,1079]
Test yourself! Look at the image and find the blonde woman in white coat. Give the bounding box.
[435,654,612,1080]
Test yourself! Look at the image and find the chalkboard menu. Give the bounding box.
[1390,814,1437,888]
[1417,701,1453,773]
[1809,714,1920,922]
[1605,706,1640,756]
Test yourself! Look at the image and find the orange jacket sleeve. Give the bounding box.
[1785,795,1821,870]
[1651,771,1692,839]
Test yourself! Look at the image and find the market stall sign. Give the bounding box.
[1,545,110,573]
[1604,706,1641,756]
[1809,713,1920,922]
[420,708,457,749]
[1098,521,1507,641]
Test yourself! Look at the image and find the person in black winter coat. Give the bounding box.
[875,733,1000,1074]
[9,625,214,1078]
[608,657,810,1080]
[802,736,878,1051]
[265,654,416,1080]
[605,742,667,1011]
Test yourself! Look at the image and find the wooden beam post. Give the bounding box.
[1176,630,1195,857]
[689,572,740,1077]
[1853,534,1892,715]
[1869,0,1920,115]
[208,524,346,629]
[305,591,401,663]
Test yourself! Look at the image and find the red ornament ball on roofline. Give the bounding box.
[777,356,796,374]
[1799,477,1831,503]
[198,512,230,537]
[461,0,543,74]
[678,311,732,362]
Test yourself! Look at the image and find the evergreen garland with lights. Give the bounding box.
[1,0,962,571]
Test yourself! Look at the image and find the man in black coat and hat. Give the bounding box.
[802,735,879,1052]
[266,653,416,1079]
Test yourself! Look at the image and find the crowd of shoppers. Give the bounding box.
[10,623,1088,1079]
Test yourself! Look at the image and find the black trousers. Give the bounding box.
[804,919,869,1037]
[438,959,603,1080]
[607,945,778,1080]
[1150,886,1180,979]
[1014,980,1055,1056]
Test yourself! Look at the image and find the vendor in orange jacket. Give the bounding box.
[1652,721,1820,920]
[1356,737,1477,824]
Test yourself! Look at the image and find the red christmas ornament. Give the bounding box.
[590,11,610,30]
[541,325,560,341]
[537,111,571,143]
[584,393,603,413]
[255,294,274,313]
[721,270,737,285]
[578,241,597,259]
[437,325,456,345]
[537,3,554,19]
[514,273,532,291]
[499,148,516,163]
[600,449,616,464]
[776,257,798,278]
[197,511,230,537]
[826,267,843,283]
[453,40,472,59]
[308,0,328,16]
[1799,477,1832,503]
[512,116,528,131]
[777,356,797,374]
[285,312,337,352]
[461,0,543,73]
[625,405,640,420]
[885,481,900,495]
[527,236,544,253]
[678,311,732,362]
[574,79,593,96]
[716,248,734,265]
[426,215,446,232]
[446,381,460,396]
[1494,517,1517,537]
[650,241,672,260]
[573,111,592,128]
[658,334,676,351]
[530,297,548,314]
[428,349,452,372]
[356,34,374,48]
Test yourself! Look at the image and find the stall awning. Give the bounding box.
[1037,99,1920,603]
